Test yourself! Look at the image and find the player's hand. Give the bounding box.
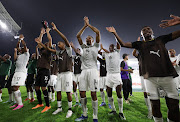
[53,44,56,49]
[159,15,180,28]
[100,44,103,49]
[41,28,46,34]
[70,42,74,47]
[51,22,57,30]
[46,27,51,33]
[14,48,17,52]
[35,37,40,43]
[106,26,116,33]
[137,37,141,41]
[128,69,133,73]
[84,16,89,26]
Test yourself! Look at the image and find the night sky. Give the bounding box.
[0,0,180,60]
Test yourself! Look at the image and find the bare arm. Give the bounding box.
[106,27,133,48]
[0,56,7,62]
[46,28,52,48]
[38,28,46,49]
[51,22,70,47]
[101,44,109,53]
[84,17,100,43]
[120,67,133,73]
[46,42,56,54]
[116,42,121,49]
[70,42,81,55]
[21,40,28,52]
[132,49,138,58]
[35,37,47,49]
[35,45,39,60]
[14,48,18,61]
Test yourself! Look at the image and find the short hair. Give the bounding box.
[110,44,115,48]
[87,35,94,40]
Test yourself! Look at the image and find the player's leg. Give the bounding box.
[48,86,52,101]
[52,91,62,114]
[99,77,106,106]
[107,86,116,115]
[32,86,44,109]
[73,80,79,106]
[66,92,73,118]
[41,86,51,113]
[29,84,35,102]
[12,86,23,110]
[51,86,55,102]
[122,79,129,104]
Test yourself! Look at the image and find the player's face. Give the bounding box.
[169,49,176,57]
[3,54,10,59]
[109,44,114,52]
[141,27,153,38]
[125,56,129,60]
[77,48,81,54]
[86,36,93,45]
[57,41,65,50]
[31,53,36,59]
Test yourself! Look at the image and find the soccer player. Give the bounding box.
[10,34,29,110]
[100,43,126,120]
[24,53,37,103]
[120,54,133,104]
[46,22,73,118]
[70,42,81,107]
[106,17,180,121]
[32,28,52,113]
[0,54,12,102]
[75,17,100,122]
[169,49,180,88]
[132,42,152,119]
[97,49,108,107]
[48,52,58,102]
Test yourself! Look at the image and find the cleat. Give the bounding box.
[13,105,23,110]
[41,106,51,113]
[75,114,88,121]
[52,108,62,115]
[119,113,126,120]
[29,98,35,103]
[32,104,44,109]
[51,98,55,102]
[10,104,18,108]
[125,100,130,105]
[130,94,134,97]
[93,119,98,122]
[99,102,106,106]
[24,98,30,101]
[66,110,73,118]
[128,98,132,102]
[108,111,117,115]
[147,111,153,119]
[108,104,112,109]
[0,99,2,102]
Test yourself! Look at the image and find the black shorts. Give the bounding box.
[35,68,50,87]
[26,74,35,86]
[5,74,13,88]
[0,75,7,89]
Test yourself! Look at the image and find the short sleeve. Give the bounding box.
[132,41,142,50]
[158,33,173,44]
[120,61,125,68]
[93,43,99,48]
[115,48,120,53]
[80,44,86,49]
[66,46,72,57]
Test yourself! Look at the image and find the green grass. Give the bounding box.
[0,87,172,122]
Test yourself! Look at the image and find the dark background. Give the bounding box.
[0,0,180,60]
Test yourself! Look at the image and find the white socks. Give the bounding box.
[74,92,79,103]
[48,92,52,100]
[57,101,62,108]
[27,92,30,99]
[100,91,105,103]
[31,92,34,99]
[81,97,87,117]
[153,117,163,122]
[144,97,152,112]
[108,97,116,111]
[52,92,55,100]
[9,93,13,101]
[117,97,123,113]
[92,100,98,119]
[0,93,2,99]
[68,101,72,109]
[14,90,23,105]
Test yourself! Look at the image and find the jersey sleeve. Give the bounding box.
[94,43,99,48]
[120,61,125,68]
[158,33,173,44]
[80,44,86,49]
[66,46,72,57]
[132,41,142,50]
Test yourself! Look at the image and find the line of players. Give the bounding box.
[0,15,180,122]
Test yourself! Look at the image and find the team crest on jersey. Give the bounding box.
[150,50,160,57]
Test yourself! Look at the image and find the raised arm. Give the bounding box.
[70,42,81,55]
[116,42,121,49]
[38,28,46,49]
[35,45,39,60]
[76,19,88,45]
[46,42,56,54]
[159,15,180,28]
[84,16,100,43]
[35,37,47,49]
[101,44,109,53]
[106,27,133,48]
[46,28,52,48]
[0,55,7,62]
[14,48,18,61]
[21,39,28,52]
[51,22,70,47]
[172,30,180,40]
[132,37,140,58]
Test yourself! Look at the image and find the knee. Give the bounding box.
[91,92,97,101]
[80,91,86,98]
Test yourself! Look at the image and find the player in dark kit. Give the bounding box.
[32,27,52,113]
[70,42,82,107]
[0,54,12,102]
[24,53,37,103]
[47,22,73,118]
[106,15,180,121]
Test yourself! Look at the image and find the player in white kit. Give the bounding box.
[100,43,126,120]
[75,17,100,122]
[10,34,29,110]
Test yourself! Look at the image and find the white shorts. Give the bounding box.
[11,72,27,86]
[55,72,73,92]
[140,76,147,92]
[48,75,57,87]
[79,69,99,92]
[106,73,122,88]
[99,76,106,89]
[145,77,179,100]
[73,74,81,83]
[174,75,180,89]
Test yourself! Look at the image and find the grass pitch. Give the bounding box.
[0,87,176,122]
